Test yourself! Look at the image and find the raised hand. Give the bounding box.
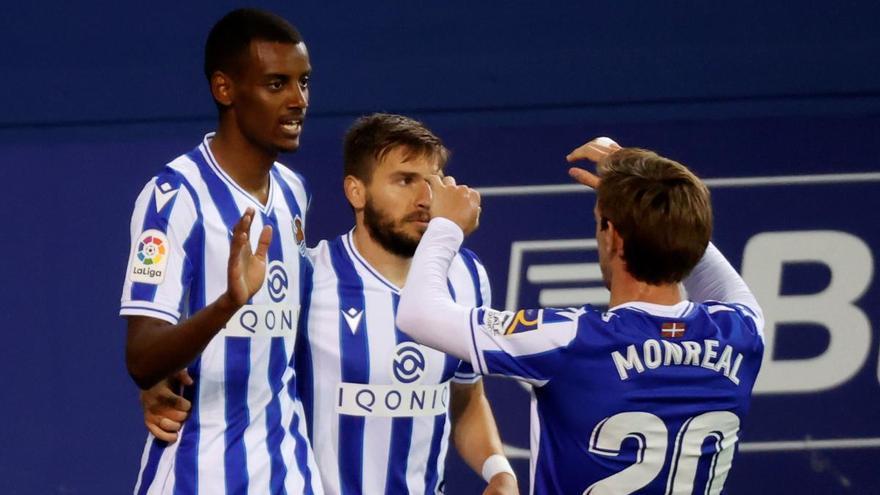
[226,207,273,307]
[426,175,482,235]
[565,136,622,189]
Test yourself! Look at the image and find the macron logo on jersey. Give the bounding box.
[342,307,364,334]
[154,182,179,213]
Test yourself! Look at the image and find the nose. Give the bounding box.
[287,83,308,110]
[415,180,432,209]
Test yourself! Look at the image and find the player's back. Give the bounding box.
[532,300,763,494]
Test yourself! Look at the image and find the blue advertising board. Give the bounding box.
[2,112,879,494]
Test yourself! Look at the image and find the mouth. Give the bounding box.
[408,214,431,227]
[280,117,303,136]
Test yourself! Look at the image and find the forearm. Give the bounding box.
[397,218,474,360]
[126,294,239,389]
[450,382,507,476]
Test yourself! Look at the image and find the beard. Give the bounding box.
[363,200,426,258]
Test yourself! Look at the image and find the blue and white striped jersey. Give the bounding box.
[295,231,490,495]
[469,301,764,494]
[120,134,323,495]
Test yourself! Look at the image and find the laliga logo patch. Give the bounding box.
[483,309,514,336]
[266,261,288,302]
[292,215,306,256]
[391,343,426,384]
[130,229,168,284]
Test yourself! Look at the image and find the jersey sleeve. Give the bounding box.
[119,171,199,324]
[683,243,765,339]
[465,306,581,386]
[398,218,581,387]
[449,248,492,384]
[452,361,481,384]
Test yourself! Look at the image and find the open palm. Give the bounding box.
[227,208,273,306]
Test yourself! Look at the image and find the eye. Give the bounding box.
[299,75,310,89]
[268,80,284,91]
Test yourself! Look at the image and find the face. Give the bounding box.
[362,147,439,258]
[228,40,311,154]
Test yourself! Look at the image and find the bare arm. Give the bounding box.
[450,382,518,494]
[125,208,272,389]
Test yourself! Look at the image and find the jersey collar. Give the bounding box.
[608,300,694,318]
[343,229,402,293]
[200,133,276,214]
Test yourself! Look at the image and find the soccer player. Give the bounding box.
[396,138,765,494]
[143,114,519,495]
[121,9,323,494]
[298,114,516,494]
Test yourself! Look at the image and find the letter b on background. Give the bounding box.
[742,231,874,394]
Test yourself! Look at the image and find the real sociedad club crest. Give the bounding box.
[292,215,306,256]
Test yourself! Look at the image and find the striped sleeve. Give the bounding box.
[398,218,581,387]
[466,306,581,386]
[120,170,199,324]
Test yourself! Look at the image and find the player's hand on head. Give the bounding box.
[226,207,273,307]
[426,175,481,235]
[140,370,193,443]
[565,136,621,190]
[566,136,621,164]
[483,473,518,495]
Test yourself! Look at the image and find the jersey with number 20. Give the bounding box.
[471,300,763,494]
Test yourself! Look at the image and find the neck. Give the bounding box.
[608,270,683,308]
[351,224,412,288]
[210,120,277,204]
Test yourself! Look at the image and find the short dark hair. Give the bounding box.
[343,113,450,183]
[204,8,303,81]
[597,148,713,285]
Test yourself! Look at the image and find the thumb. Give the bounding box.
[176,369,194,387]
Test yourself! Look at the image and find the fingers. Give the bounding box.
[163,392,192,414]
[568,167,601,189]
[146,419,179,443]
[467,187,481,206]
[229,209,256,267]
[254,225,273,260]
[426,174,445,190]
[442,175,457,186]
[566,137,621,163]
[175,369,194,387]
[142,379,192,413]
[233,208,255,236]
[144,412,184,442]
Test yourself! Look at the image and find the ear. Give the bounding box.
[344,175,366,210]
[210,71,234,108]
[606,220,625,258]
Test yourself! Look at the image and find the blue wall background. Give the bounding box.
[1,1,878,493]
